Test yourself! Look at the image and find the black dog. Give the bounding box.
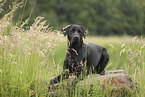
[49,25,109,85]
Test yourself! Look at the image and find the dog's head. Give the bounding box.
[61,25,87,46]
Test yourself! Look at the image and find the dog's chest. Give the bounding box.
[68,60,85,75]
[67,47,87,75]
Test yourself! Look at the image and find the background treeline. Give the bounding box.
[1,0,145,36]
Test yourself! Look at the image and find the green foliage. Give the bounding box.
[1,0,144,35]
[1,0,145,35]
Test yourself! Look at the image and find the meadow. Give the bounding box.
[1,26,145,96]
[0,4,145,97]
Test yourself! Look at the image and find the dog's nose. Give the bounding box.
[74,36,79,40]
[74,36,79,39]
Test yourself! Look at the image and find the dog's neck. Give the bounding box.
[67,39,85,60]
[68,40,83,51]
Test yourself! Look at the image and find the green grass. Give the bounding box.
[1,23,145,97]
[0,2,145,96]
[54,36,145,96]
[0,13,65,96]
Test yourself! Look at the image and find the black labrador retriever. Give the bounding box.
[49,25,109,86]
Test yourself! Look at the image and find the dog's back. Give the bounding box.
[87,43,109,74]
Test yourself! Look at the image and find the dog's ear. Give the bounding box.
[61,25,72,36]
[80,25,87,38]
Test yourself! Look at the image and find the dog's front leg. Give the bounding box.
[49,59,69,85]
[69,70,87,95]
[71,68,88,86]
[49,69,69,85]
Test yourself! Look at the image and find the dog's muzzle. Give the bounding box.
[74,35,79,40]
[72,35,80,43]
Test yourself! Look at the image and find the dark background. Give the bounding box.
[1,0,145,36]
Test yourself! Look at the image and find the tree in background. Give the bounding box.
[0,0,144,36]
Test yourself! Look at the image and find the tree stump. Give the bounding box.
[48,70,139,96]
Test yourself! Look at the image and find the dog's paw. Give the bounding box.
[100,70,105,75]
[48,84,55,90]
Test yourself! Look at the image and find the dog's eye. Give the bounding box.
[70,31,73,34]
[70,29,75,34]
[78,30,82,34]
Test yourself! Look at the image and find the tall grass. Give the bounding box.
[0,4,65,96]
[54,36,145,96]
[0,1,145,97]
